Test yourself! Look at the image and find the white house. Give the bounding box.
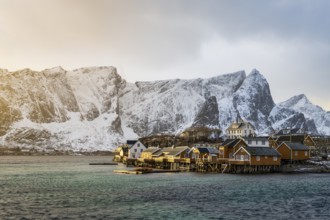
[127,140,147,159]
[226,118,255,139]
[243,137,270,147]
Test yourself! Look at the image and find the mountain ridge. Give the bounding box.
[0,66,327,151]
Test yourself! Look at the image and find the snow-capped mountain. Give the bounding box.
[0,66,327,151]
[0,66,137,151]
[278,94,330,135]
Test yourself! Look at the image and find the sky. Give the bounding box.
[1,0,330,110]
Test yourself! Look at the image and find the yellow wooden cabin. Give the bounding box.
[276,142,310,162]
[163,146,191,159]
[219,139,248,159]
[193,147,219,163]
[231,146,281,166]
[140,147,162,159]
[269,135,315,150]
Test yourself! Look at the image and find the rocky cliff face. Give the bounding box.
[278,94,330,135]
[232,69,275,133]
[0,67,327,151]
[192,96,220,128]
[0,66,130,151]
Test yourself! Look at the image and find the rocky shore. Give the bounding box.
[280,161,330,173]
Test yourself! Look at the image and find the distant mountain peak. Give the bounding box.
[0,68,9,74]
[43,66,65,72]
[247,69,266,80]
[294,94,308,101]
[280,94,311,107]
[72,66,116,72]
[279,93,330,135]
[250,68,260,74]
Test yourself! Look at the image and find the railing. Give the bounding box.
[217,158,229,163]
[228,159,250,165]
[166,158,181,163]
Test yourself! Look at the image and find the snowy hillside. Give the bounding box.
[0,66,328,151]
[0,66,137,151]
[278,94,330,135]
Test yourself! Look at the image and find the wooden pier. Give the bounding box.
[113,168,182,175]
[89,162,118,165]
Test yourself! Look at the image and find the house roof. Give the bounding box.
[276,128,304,136]
[228,122,244,129]
[207,147,220,154]
[195,147,219,154]
[276,135,305,144]
[244,147,281,156]
[221,139,245,148]
[281,142,310,151]
[142,147,160,153]
[168,147,190,156]
[127,140,138,146]
[226,120,254,130]
[152,149,164,157]
[163,146,189,156]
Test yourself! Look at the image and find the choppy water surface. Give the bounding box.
[1,156,330,219]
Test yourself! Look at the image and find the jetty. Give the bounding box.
[89,162,118,165]
[113,168,182,175]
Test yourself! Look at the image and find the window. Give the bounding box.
[265,156,268,159]
[248,140,252,144]
[273,156,278,161]
[137,143,140,147]
[256,156,260,161]
[294,151,298,156]
[134,149,137,152]
[256,140,258,145]
[140,149,143,152]
[305,151,308,156]
[262,140,265,145]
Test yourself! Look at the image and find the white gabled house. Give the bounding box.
[226,117,255,139]
[127,140,147,159]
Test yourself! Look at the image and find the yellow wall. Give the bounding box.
[219,140,247,159]
[250,156,281,166]
[277,144,310,161]
[292,150,310,160]
[140,152,153,159]
[277,145,291,160]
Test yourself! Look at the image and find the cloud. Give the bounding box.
[0,0,330,110]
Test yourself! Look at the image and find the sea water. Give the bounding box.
[1,156,330,219]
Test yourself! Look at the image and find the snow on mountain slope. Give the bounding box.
[268,105,318,134]
[233,69,275,133]
[0,66,328,151]
[279,94,330,135]
[119,71,246,137]
[0,66,132,151]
